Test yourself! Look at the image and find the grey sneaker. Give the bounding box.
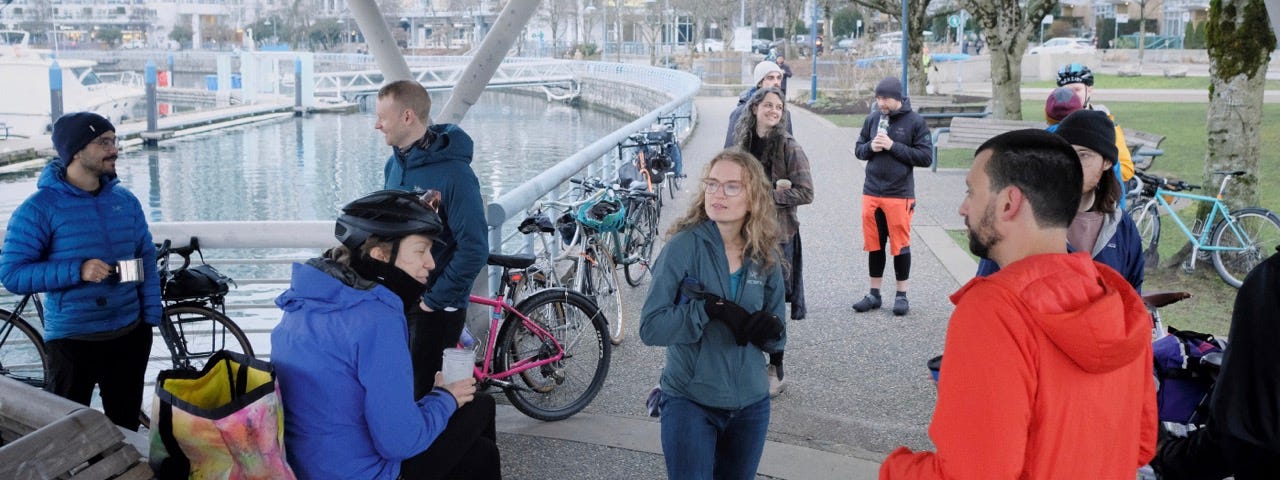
[851,294,881,312]
[893,295,909,316]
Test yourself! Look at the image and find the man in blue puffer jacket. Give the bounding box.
[0,112,160,431]
[374,80,489,399]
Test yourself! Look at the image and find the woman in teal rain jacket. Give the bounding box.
[640,149,787,480]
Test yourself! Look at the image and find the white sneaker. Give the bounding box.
[767,365,786,397]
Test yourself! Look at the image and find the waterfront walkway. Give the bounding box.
[495,96,980,479]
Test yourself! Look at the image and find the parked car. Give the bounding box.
[1027,37,1096,55]
[752,39,772,54]
[831,38,857,56]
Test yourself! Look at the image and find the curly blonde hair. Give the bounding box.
[668,149,781,271]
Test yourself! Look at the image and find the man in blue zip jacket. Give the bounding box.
[0,112,161,431]
[374,80,489,398]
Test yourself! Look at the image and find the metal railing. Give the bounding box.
[0,61,700,352]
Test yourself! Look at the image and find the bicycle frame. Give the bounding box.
[1151,187,1251,254]
[467,293,566,384]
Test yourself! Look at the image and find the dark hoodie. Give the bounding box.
[383,123,488,310]
[881,252,1157,479]
[853,97,933,198]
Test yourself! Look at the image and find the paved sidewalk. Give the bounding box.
[495,96,981,479]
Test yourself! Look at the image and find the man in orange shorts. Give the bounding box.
[851,77,933,315]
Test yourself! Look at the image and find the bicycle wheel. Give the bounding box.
[148,305,254,383]
[586,246,626,345]
[1210,207,1280,288]
[494,289,610,421]
[624,200,659,287]
[0,310,47,388]
[1126,198,1161,268]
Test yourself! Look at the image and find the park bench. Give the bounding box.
[913,98,991,130]
[930,116,1047,170]
[1123,127,1166,171]
[0,376,152,479]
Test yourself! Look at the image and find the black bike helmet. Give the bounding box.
[335,189,444,251]
[1057,63,1094,87]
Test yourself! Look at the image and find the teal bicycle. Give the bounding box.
[1126,170,1280,288]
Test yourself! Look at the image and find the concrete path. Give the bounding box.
[495,96,981,479]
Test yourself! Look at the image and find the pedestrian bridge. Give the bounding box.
[312,58,579,101]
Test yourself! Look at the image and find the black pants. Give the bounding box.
[44,321,153,431]
[400,395,501,480]
[781,232,805,319]
[406,308,468,399]
[1152,424,1280,480]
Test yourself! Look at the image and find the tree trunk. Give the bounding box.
[986,37,1025,119]
[1164,0,1274,269]
[957,0,1054,120]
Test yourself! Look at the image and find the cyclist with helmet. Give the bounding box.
[271,190,500,480]
[1057,63,1135,188]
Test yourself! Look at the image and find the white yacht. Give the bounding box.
[0,30,144,138]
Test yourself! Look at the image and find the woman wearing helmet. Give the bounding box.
[271,190,500,480]
[1056,62,1135,189]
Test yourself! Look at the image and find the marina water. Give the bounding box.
[0,90,629,223]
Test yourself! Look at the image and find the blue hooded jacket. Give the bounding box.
[0,160,161,340]
[640,220,787,410]
[976,208,1145,291]
[272,259,458,480]
[383,124,488,310]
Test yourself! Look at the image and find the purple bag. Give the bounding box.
[1152,328,1226,424]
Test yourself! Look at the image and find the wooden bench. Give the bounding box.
[1122,127,1166,171]
[0,376,153,479]
[930,117,1047,170]
[914,101,990,130]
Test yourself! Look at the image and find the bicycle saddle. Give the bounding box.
[1142,291,1192,309]
[487,253,536,269]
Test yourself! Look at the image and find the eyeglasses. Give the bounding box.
[702,180,744,197]
[92,137,120,149]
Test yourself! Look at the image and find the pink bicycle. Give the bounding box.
[468,253,612,421]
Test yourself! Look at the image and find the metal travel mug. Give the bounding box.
[115,258,144,283]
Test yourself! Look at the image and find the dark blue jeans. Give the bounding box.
[659,393,770,480]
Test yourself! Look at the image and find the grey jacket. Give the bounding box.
[640,221,787,410]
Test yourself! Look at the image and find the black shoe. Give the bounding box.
[893,296,909,316]
[852,294,881,312]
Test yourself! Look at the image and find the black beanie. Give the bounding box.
[874,77,903,101]
[1054,110,1118,164]
[52,112,115,164]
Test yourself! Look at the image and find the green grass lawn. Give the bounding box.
[821,100,1280,336]
[1022,73,1280,90]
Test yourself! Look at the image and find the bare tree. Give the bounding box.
[847,0,935,97]
[539,0,575,57]
[955,0,1057,119]
[1201,0,1274,209]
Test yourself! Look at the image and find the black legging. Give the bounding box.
[400,395,501,480]
[868,208,911,282]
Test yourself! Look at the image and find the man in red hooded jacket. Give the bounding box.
[880,129,1157,479]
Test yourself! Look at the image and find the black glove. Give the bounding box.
[744,311,784,348]
[702,294,753,346]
